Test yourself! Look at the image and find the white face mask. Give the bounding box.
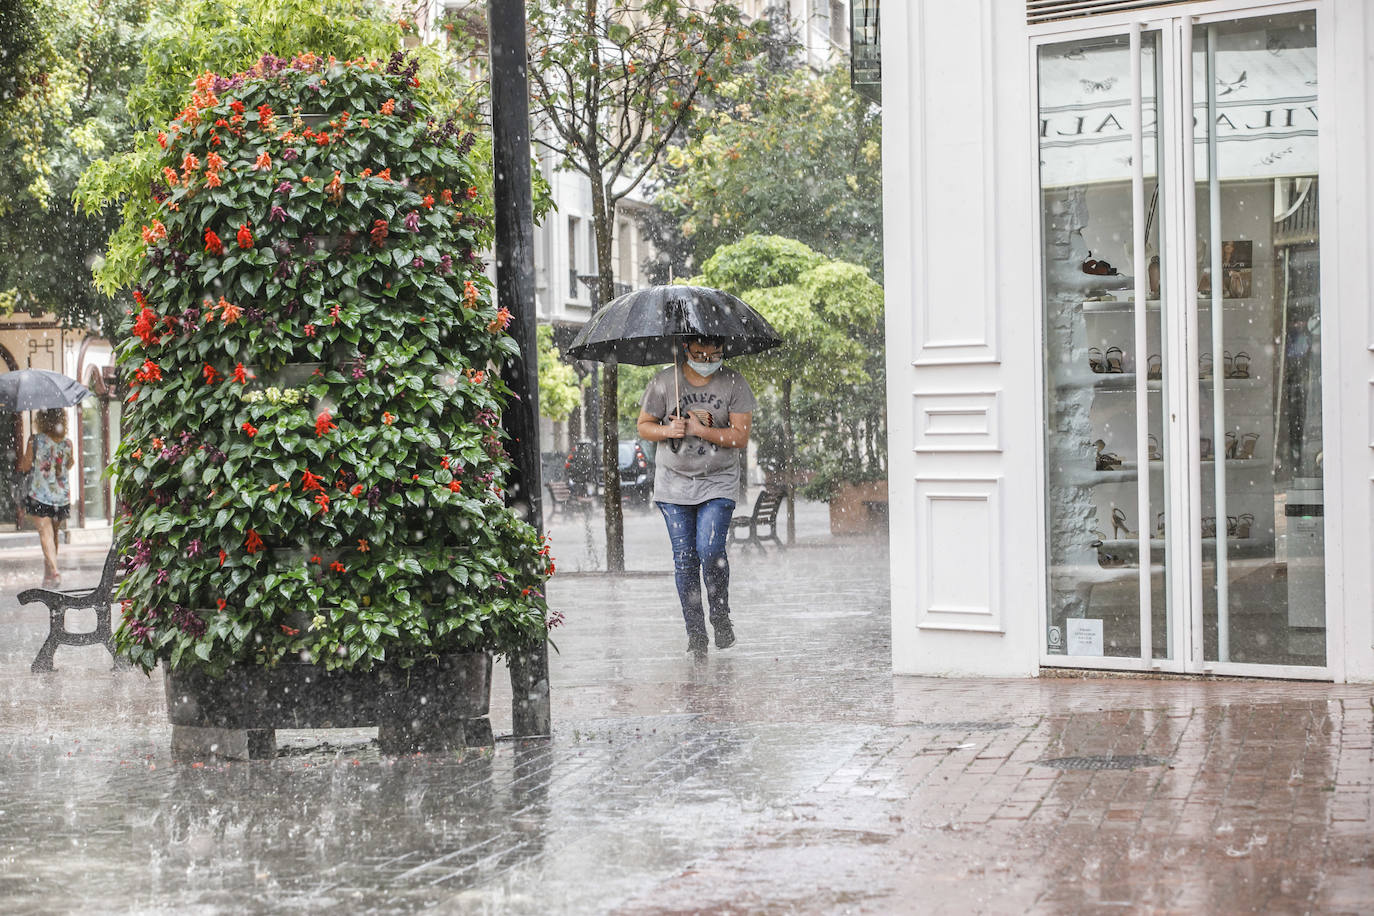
[687,358,722,377]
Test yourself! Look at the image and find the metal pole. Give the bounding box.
[490,0,550,737]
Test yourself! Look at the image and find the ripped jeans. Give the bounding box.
[656,498,736,637]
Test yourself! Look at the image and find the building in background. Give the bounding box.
[883,0,1374,682]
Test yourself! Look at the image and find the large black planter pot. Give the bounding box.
[165,652,493,759]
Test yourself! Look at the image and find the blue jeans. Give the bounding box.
[656,498,735,638]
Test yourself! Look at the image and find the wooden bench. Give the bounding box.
[19,549,126,673]
[730,489,785,551]
[545,480,594,520]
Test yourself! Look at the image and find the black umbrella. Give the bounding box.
[565,285,781,366]
[0,369,90,411]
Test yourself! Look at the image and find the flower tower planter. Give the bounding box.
[112,53,553,757]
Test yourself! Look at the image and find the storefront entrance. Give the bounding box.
[1037,9,1327,676]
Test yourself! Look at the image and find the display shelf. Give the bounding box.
[1059,373,1264,392]
[1080,298,1255,313]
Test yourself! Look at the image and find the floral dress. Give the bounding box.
[28,435,72,507]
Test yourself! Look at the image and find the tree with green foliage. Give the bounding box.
[443,0,765,571]
[0,0,150,325]
[75,0,425,321]
[694,235,884,543]
[537,323,581,424]
[656,66,883,281]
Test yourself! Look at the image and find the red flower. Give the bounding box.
[463,281,479,308]
[135,359,162,383]
[381,411,394,425]
[219,549,227,566]
[422,194,434,209]
[280,624,300,636]
[241,422,257,437]
[350,484,364,497]
[356,539,369,553]
[440,189,453,205]
[300,470,325,492]
[256,104,275,129]
[467,186,478,199]
[202,363,220,385]
[244,529,264,554]
[230,99,245,115]
[233,362,247,383]
[132,308,159,347]
[236,224,253,249]
[440,456,450,469]
[380,98,395,115]
[219,296,242,324]
[315,410,336,437]
[141,221,167,245]
[369,219,388,247]
[487,307,512,333]
[376,168,391,182]
[329,560,346,573]
[303,324,316,338]
[310,555,321,564]
[216,598,227,611]
[204,229,224,255]
[314,492,331,513]
[253,151,272,170]
[157,132,167,149]
[448,480,461,493]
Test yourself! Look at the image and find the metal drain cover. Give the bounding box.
[1037,755,1169,770]
[912,721,1014,732]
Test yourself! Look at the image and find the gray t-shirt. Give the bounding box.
[640,365,757,505]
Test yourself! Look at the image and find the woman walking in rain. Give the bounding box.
[637,336,756,658]
[18,408,73,588]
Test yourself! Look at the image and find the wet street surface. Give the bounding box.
[0,500,1371,913]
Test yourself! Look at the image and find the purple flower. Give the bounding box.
[127,618,153,643]
[154,568,169,586]
[269,204,287,223]
[281,148,299,162]
[367,486,381,510]
[351,363,365,380]
[131,538,152,570]
[182,305,200,325]
[186,538,203,558]
[245,306,265,323]
[173,605,205,638]
[404,210,420,232]
[438,254,453,275]
[275,181,292,195]
[275,260,294,279]
[411,256,424,268]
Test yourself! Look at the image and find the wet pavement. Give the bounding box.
[0,497,1371,913]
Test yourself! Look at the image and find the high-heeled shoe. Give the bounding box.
[1201,516,1217,538]
[1200,352,1213,379]
[1088,347,1106,373]
[1234,513,1254,539]
[1226,515,1239,537]
[1112,507,1136,539]
[1200,437,1214,460]
[1155,511,1166,537]
[1146,354,1161,380]
[1232,352,1251,378]
[1094,439,1124,471]
[1104,346,1124,373]
[1147,434,1162,462]
[1082,253,1119,276]
[1237,432,1259,460]
[1225,431,1238,460]
[1222,350,1234,379]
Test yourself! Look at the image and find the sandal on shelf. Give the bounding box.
[1147,433,1163,462]
[1226,515,1239,537]
[1147,353,1161,380]
[1088,347,1106,373]
[1104,346,1125,373]
[1201,516,1217,539]
[1155,511,1166,537]
[1234,513,1254,539]
[1232,352,1251,378]
[1094,439,1124,471]
[1237,432,1259,460]
[1200,352,1213,380]
[1112,507,1137,540]
[1082,253,1120,276]
[1092,540,1122,568]
[1222,350,1234,379]
[1200,437,1214,461]
[1225,431,1238,460]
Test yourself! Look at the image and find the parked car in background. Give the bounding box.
[619,440,653,505]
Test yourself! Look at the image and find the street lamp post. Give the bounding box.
[489,0,550,738]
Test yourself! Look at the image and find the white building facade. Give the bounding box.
[883,0,1374,682]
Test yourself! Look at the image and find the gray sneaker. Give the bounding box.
[687,634,709,658]
[713,623,736,650]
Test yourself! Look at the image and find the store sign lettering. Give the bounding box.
[1040,102,1317,140]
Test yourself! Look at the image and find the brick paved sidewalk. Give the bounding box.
[0,514,1370,914]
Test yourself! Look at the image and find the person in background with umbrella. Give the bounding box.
[16,408,73,589]
[637,335,756,658]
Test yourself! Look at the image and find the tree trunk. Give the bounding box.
[590,174,623,571]
[782,377,795,545]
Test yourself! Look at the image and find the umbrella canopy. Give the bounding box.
[0,369,91,412]
[565,285,782,366]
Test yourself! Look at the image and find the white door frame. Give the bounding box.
[1029,0,1337,679]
